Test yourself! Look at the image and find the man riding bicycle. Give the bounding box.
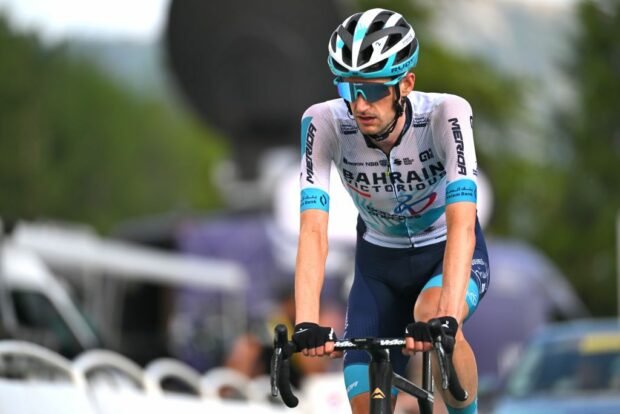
[292,8,490,414]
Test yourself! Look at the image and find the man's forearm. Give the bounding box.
[438,216,475,320]
[294,221,328,324]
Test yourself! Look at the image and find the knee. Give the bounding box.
[413,288,441,322]
[413,301,435,323]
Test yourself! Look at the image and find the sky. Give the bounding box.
[0,0,577,44]
[0,0,170,43]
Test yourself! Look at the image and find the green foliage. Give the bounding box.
[0,17,226,231]
[414,43,520,130]
[535,0,620,315]
[355,0,431,26]
[353,1,521,126]
[353,1,619,314]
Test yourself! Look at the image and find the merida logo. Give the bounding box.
[448,118,467,175]
[371,388,386,399]
[305,122,317,183]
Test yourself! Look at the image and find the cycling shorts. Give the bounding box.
[343,216,490,399]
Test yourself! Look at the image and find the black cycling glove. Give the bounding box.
[428,316,458,353]
[405,316,459,350]
[292,322,337,350]
[405,321,432,342]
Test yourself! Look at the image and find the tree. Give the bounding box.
[537,0,620,315]
[0,17,227,231]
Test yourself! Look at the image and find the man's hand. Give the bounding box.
[404,321,433,355]
[403,317,459,356]
[292,322,337,357]
[428,316,459,353]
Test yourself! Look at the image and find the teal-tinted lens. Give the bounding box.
[336,82,391,103]
[337,82,354,102]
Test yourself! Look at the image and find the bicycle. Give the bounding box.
[270,320,468,414]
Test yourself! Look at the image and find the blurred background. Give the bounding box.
[0,0,618,413]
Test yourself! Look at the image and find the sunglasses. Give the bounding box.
[336,81,392,103]
[334,73,406,103]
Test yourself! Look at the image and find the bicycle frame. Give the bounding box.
[271,325,467,414]
[366,346,434,414]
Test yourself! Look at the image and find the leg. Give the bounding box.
[344,266,407,414]
[344,265,412,414]
[414,287,478,412]
[345,228,446,413]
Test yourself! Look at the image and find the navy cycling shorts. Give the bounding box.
[343,217,490,394]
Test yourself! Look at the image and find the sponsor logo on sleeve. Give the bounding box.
[305,122,317,183]
[448,118,467,175]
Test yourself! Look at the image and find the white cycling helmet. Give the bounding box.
[328,8,419,83]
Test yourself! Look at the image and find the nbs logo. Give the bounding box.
[448,118,467,175]
[305,122,317,183]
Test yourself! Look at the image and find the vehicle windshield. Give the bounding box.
[506,333,620,397]
[12,290,83,357]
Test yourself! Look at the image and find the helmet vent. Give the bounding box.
[341,44,352,66]
[330,31,337,51]
[364,58,387,74]
[358,45,373,67]
[383,31,401,53]
[395,38,417,64]
[367,20,384,36]
[374,11,392,25]
[345,14,361,35]
[332,60,348,73]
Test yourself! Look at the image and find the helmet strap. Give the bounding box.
[364,85,405,142]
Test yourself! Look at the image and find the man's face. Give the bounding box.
[337,73,415,136]
[345,77,396,136]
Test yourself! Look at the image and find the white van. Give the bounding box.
[9,221,248,365]
[0,243,100,357]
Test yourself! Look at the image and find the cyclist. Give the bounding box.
[292,8,490,414]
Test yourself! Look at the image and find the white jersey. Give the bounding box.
[299,92,478,248]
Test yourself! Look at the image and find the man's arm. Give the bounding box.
[438,201,476,323]
[295,209,329,324]
[293,209,337,356]
[433,94,478,323]
[294,103,338,356]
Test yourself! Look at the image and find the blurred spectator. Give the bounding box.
[224,285,344,388]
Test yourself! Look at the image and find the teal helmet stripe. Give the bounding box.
[353,22,368,42]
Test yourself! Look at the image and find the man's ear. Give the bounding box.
[400,72,416,97]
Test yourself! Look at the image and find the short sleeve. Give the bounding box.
[300,103,336,212]
[432,95,478,205]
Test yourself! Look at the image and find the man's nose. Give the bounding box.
[352,93,370,111]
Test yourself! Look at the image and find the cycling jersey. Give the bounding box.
[300,92,478,248]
